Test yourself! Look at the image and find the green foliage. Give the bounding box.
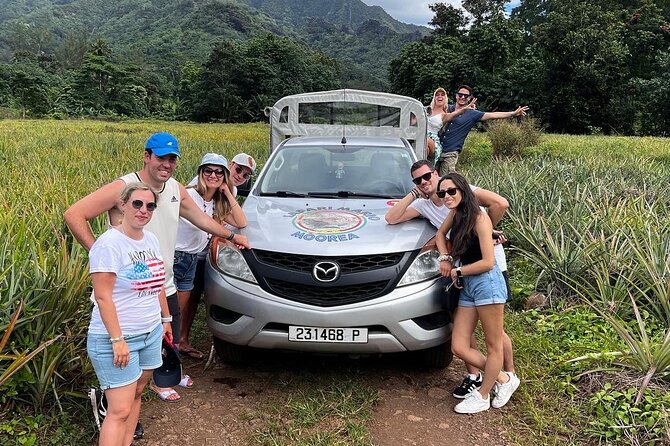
[191,34,340,122]
[588,384,670,445]
[487,117,541,158]
[0,409,93,445]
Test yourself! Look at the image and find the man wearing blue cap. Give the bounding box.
[64,132,251,442]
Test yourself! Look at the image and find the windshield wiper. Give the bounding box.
[307,191,391,199]
[261,191,306,197]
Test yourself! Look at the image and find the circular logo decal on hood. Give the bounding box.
[293,210,366,234]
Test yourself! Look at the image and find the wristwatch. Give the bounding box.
[437,253,453,263]
[456,267,463,277]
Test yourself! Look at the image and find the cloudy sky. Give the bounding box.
[361,0,521,26]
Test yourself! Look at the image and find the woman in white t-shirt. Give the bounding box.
[87,183,172,445]
[426,87,474,166]
[173,153,247,364]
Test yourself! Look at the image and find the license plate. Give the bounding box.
[288,326,368,343]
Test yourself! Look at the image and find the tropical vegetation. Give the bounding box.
[1,0,670,137]
[1,120,669,444]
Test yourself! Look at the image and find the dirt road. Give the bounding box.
[137,349,512,445]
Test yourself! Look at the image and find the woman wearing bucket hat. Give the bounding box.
[86,182,173,445]
[149,153,247,400]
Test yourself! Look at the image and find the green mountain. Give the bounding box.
[0,0,430,89]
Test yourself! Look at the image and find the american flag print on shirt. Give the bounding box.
[120,249,165,297]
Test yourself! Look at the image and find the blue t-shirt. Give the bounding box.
[439,105,485,153]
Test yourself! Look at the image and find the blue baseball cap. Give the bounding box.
[145,132,180,157]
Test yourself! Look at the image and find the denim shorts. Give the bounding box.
[174,250,199,292]
[458,264,508,308]
[87,324,162,390]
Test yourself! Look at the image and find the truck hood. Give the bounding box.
[240,196,436,256]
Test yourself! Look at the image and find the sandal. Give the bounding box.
[178,374,193,389]
[179,347,205,360]
[150,385,181,402]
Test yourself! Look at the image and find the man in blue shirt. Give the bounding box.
[437,85,529,175]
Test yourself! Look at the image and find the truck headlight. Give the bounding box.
[213,242,257,284]
[397,248,440,286]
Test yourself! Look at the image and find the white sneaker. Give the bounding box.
[492,372,520,408]
[454,390,490,414]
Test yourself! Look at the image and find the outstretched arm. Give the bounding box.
[481,105,529,121]
[441,99,478,124]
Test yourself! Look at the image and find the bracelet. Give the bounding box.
[109,335,125,344]
[437,254,453,263]
[410,189,419,199]
[226,231,235,241]
[161,315,173,323]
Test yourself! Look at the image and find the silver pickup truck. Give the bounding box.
[204,89,453,367]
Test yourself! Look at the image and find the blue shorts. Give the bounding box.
[174,250,199,292]
[458,265,507,308]
[87,324,162,390]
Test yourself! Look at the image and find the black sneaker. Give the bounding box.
[134,421,144,440]
[452,374,483,399]
[88,388,108,430]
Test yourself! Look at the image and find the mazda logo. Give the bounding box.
[313,261,340,283]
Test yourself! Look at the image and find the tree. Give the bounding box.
[534,1,630,133]
[463,0,507,24]
[428,3,468,38]
[191,34,339,122]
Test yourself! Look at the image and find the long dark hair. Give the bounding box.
[438,172,481,259]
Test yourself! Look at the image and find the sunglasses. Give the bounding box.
[203,167,226,177]
[456,92,471,98]
[411,171,433,185]
[436,187,459,198]
[131,199,157,212]
[234,165,251,180]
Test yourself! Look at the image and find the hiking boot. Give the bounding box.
[454,389,490,414]
[89,388,107,430]
[492,372,520,409]
[452,373,482,399]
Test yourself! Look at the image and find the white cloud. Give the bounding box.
[361,1,520,26]
[361,0,462,27]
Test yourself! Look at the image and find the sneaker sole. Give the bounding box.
[454,403,491,414]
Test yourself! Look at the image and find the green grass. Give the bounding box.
[251,376,378,446]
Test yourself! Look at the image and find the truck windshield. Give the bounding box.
[257,145,415,198]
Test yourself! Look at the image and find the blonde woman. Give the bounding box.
[174,153,246,357]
